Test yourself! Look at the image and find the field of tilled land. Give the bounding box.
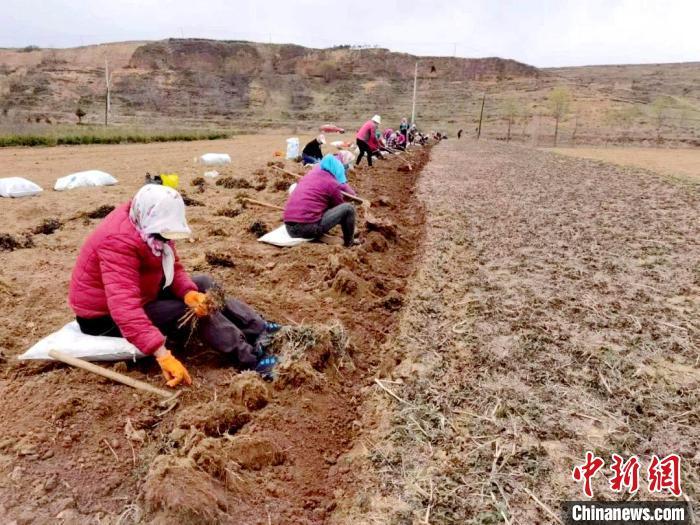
[0,135,430,524]
[337,140,700,523]
[1,136,698,524]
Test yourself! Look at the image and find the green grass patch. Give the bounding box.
[0,130,230,148]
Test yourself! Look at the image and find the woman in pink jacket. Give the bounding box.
[355,114,381,167]
[68,184,279,386]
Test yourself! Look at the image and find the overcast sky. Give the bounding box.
[1,0,698,68]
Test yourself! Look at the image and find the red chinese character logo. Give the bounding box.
[648,454,682,497]
[572,451,605,498]
[609,454,640,494]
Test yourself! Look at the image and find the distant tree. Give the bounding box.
[604,106,640,143]
[547,86,572,146]
[501,98,519,142]
[650,96,672,142]
[75,106,86,124]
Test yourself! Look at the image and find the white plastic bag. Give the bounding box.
[0,177,43,198]
[204,170,220,178]
[18,321,146,362]
[54,170,118,191]
[285,138,299,160]
[197,153,231,166]
[258,225,312,247]
[330,140,345,148]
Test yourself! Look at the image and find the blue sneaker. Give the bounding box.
[264,321,282,333]
[255,354,278,381]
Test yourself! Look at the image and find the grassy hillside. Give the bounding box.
[0,39,698,146]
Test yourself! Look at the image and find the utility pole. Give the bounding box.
[410,61,418,125]
[476,92,486,139]
[104,59,111,126]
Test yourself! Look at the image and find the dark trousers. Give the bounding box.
[355,139,373,167]
[302,154,321,165]
[76,275,266,369]
[285,203,356,246]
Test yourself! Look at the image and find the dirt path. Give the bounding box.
[0,140,430,523]
[342,140,700,522]
[551,146,700,183]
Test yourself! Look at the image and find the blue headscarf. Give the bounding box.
[320,154,347,184]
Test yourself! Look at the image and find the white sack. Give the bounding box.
[204,170,220,178]
[54,170,117,191]
[197,153,231,166]
[285,138,299,160]
[18,321,147,362]
[258,225,312,247]
[0,177,43,198]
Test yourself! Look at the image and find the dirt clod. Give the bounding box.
[214,206,242,218]
[180,192,203,207]
[270,179,289,192]
[205,251,235,268]
[365,231,388,252]
[226,371,270,411]
[365,216,398,241]
[0,233,34,252]
[191,177,206,193]
[332,269,361,296]
[248,221,268,238]
[143,455,228,522]
[32,218,63,235]
[228,435,286,471]
[216,176,252,189]
[84,204,115,219]
[176,402,250,437]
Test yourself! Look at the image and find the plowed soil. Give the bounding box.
[0,136,430,523]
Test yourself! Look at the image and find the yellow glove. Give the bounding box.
[156,350,192,387]
[184,291,208,317]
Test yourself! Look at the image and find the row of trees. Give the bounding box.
[495,87,690,145]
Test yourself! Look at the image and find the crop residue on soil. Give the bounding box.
[342,140,700,523]
[0,137,430,523]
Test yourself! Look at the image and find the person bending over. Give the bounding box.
[284,154,358,247]
[355,115,381,167]
[302,134,325,165]
[68,184,280,386]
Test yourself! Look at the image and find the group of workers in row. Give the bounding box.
[302,115,417,168]
[67,115,415,386]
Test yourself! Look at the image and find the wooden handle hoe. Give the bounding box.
[48,349,180,407]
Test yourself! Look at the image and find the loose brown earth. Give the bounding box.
[0,136,430,523]
[2,136,699,523]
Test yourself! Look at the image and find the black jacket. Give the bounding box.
[302,139,323,159]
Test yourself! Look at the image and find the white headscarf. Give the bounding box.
[129,184,191,288]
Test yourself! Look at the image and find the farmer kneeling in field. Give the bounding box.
[301,134,326,165]
[68,184,280,386]
[284,154,359,247]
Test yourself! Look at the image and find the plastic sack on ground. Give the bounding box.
[285,138,299,160]
[0,177,43,198]
[54,170,118,191]
[18,321,147,362]
[204,170,220,178]
[258,225,311,247]
[197,153,231,166]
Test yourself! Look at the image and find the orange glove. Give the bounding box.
[184,291,208,317]
[156,350,192,387]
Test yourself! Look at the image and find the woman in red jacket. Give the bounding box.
[68,184,279,386]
